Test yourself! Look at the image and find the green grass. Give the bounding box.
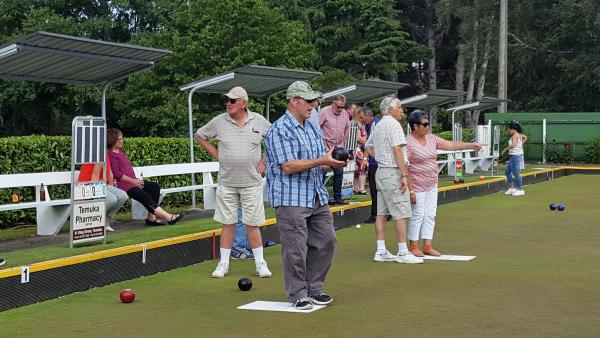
[437,163,554,187]
[0,226,37,241]
[1,174,599,337]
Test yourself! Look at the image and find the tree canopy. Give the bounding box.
[0,0,598,136]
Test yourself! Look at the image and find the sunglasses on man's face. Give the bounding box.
[225,98,238,105]
[295,97,317,104]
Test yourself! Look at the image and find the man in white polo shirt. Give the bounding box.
[365,96,423,264]
[195,86,273,278]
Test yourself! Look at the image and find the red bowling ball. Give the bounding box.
[119,289,136,303]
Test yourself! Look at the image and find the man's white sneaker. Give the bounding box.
[211,261,229,278]
[512,189,525,196]
[373,250,397,262]
[256,260,272,278]
[505,188,516,195]
[395,253,424,264]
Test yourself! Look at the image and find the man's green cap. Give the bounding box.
[286,81,319,100]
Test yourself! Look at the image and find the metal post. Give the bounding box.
[101,82,111,119]
[187,87,202,209]
[498,0,508,113]
[266,93,274,121]
[487,119,492,156]
[542,119,547,164]
[451,109,457,141]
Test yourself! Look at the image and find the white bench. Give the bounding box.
[0,171,73,235]
[438,149,497,175]
[128,162,219,220]
[0,162,220,235]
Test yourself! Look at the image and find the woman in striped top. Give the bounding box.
[406,110,484,257]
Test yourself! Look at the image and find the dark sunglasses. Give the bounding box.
[225,98,238,104]
[295,97,317,104]
[419,122,430,127]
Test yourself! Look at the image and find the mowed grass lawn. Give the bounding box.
[1,174,600,337]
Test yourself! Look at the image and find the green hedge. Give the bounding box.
[544,141,575,164]
[584,137,600,164]
[436,129,474,142]
[0,136,216,228]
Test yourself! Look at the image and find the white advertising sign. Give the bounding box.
[72,201,105,244]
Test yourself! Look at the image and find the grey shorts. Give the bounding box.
[375,167,411,219]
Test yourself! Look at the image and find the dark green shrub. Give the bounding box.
[584,137,600,164]
[544,141,575,164]
[436,129,474,142]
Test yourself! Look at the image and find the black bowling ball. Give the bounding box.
[332,147,349,161]
[238,277,253,291]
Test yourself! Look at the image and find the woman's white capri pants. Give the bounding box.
[407,186,438,241]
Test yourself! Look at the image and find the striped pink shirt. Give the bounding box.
[407,134,444,192]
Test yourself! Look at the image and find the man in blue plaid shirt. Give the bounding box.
[265,81,346,311]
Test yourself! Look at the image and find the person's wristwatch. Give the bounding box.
[400,173,409,178]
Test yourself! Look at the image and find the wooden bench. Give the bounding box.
[0,162,220,235]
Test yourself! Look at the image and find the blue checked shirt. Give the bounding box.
[265,110,329,208]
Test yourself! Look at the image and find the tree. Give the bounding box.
[396,0,445,90]
[275,0,421,83]
[437,0,499,128]
[0,0,161,136]
[113,0,318,135]
[0,0,318,136]
[507,0,600,112]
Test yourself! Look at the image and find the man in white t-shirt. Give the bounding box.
[365,96,423,264]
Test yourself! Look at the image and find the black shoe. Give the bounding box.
[292,297,314,310]
[363,216,377,223]
[0,258,5,267]
[328,199,337,205]
[145,219,167,226]
[335,199,349,205]
[309,293,333,305]
[168,213,184,225]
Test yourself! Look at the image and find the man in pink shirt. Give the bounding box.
[319,94,350,204]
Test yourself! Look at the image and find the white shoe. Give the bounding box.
[512,189,525,196]
[395,253,424,264]
[256,260,272,278]
[106,225,115,232]
[211,261,229,278]
[505,188,516,195]
[373,250,397,262]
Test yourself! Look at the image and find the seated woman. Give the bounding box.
[78,151,128,232]
[107,128,184,226]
